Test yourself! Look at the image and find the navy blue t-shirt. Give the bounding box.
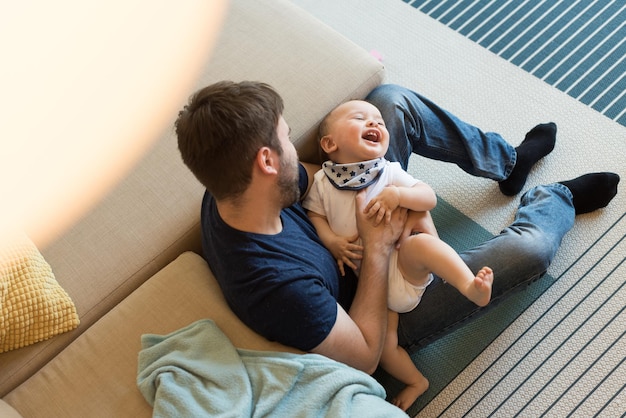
[201,164,357,351]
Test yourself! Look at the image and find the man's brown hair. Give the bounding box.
[175,81,284,200]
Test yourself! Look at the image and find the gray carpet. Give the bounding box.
[291,1,626,416]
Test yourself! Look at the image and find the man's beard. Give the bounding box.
[278,156,300,208]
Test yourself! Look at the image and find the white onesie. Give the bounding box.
[303,159,433,313]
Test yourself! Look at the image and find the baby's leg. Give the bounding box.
[398,233,493,307]
[380,310,429,411]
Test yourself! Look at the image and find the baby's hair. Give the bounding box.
[317,98,361,162]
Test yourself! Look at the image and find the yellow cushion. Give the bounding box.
[0,234,79,353]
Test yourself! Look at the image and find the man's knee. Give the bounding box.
[501,226,555,275]
[365,84,407,108]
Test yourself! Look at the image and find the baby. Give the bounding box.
[303,100,493,411]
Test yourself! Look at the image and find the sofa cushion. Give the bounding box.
[0,0,384,396]
[3,252,300,417]
[0,234,79,353]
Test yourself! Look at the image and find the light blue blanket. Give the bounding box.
[137,319,406,417]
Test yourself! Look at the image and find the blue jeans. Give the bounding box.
[365,84,576,350]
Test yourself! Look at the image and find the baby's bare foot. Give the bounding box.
[392,377,429,411]
[471,266,493,307]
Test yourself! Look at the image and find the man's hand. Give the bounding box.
[356,190,406,251]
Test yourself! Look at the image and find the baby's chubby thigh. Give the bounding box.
[397,233,439,287]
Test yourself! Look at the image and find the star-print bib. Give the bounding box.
[322,157,387,190]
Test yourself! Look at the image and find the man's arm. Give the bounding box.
[311,190,406,374]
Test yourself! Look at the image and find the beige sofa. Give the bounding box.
[0,0,385,416]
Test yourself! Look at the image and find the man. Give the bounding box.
[176,80,619,373]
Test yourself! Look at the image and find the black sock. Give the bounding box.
[560,172,620,214]
[499,123,557,196]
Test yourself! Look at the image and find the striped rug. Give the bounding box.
[404,0,626,128]
[291,0,626,416]
[415,212,626,417]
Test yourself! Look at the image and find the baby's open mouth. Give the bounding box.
[362,130,380,142]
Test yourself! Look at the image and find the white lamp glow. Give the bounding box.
[0,0,228,247]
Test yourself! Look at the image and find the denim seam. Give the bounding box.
[503,147,517,180]
[550,182,574,201]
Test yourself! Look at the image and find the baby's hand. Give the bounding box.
[328,234,363,276]
[365,186,400,225]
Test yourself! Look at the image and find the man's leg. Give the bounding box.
[366,84,556,195]
[396,172,619,351]
[366,84,516,178]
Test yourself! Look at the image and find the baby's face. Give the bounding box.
[325,100,389,164]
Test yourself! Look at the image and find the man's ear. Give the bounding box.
[320,135,337,154]
[255,146,279,175]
